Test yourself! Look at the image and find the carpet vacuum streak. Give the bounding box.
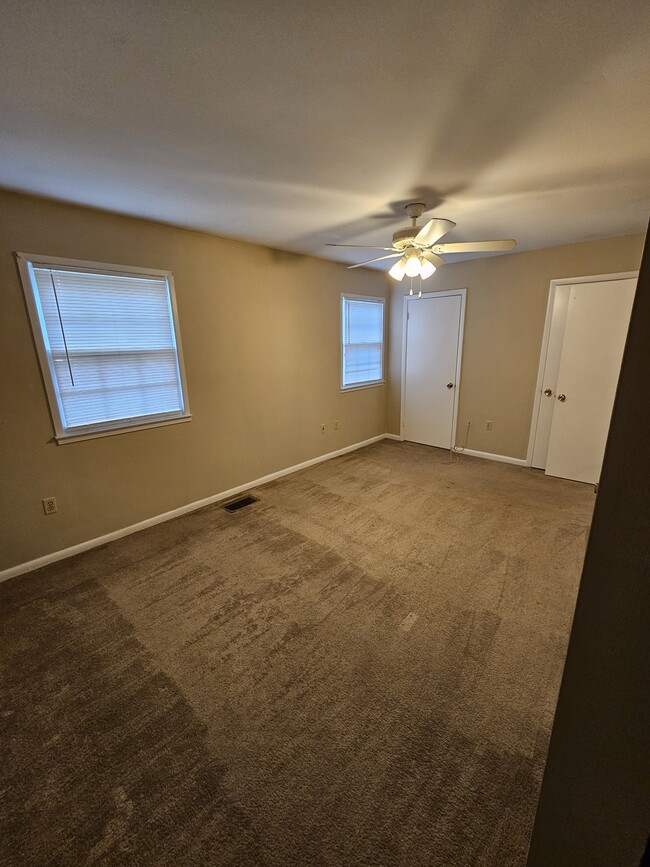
[0,441,593,865]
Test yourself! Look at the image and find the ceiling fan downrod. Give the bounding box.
[404,202,427,227]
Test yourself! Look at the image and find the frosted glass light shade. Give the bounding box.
[388,258,407,281]
[405,255,421,277]
[420,258,436,279]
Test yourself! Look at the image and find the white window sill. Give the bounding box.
[340,381,386,393]
[54,414,192,444]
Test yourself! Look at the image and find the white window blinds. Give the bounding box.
[20,257,190,439]
[341,295,385,389]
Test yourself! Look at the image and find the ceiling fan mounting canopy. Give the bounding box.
[326,201,516,280]
[404,202,427,220]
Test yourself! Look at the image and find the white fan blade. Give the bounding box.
[327,243,396,250]
[421,250,446,268]
[413,218,456,246]
[347,253,403,269]
[433,239,516,253]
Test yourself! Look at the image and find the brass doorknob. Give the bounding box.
[544,388,552,396]
[557,393,566,402]
[447,382,454,389]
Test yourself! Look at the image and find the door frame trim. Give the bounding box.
[526,271,639,467]
[400,287,467,448]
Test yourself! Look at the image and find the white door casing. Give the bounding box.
[528,273,637,482]
[401,289,466,449]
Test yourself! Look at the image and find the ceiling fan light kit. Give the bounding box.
[405,255,422,278]
[388,258,407,281]
[327,202,516,282]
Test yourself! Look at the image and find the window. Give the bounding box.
[341,294,385,389]
[17,254,191,442]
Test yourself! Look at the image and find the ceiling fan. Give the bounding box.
[327,202,516,282]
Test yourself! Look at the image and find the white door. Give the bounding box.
[543,279,636,483]
[531,284,572,468]
[402,292,464,448]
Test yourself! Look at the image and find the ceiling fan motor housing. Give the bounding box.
[392,227,419,250]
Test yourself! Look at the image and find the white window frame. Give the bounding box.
[340,293,386,391]
[16,253,192,443]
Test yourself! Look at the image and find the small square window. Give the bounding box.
[341,294,385,389]
[17,253,191,442]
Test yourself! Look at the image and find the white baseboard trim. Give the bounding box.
[458,447,528,467]
[383,433,404,441]
[0,433,389,584]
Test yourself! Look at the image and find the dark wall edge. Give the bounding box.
[527,222,650,865]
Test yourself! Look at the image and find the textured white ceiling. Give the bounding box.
[1,0,649,269]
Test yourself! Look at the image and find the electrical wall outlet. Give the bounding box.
[485,420,493,431]
[333,420,339,430]
[42,497,57,515]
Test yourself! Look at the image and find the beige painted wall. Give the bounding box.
[387,234,644,458]
[1,188,644,573]
[0,190,388,571]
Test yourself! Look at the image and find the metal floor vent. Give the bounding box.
[223,495,258,513]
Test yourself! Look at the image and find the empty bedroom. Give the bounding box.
[1,1,649,865]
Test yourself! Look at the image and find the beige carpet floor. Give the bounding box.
[0,441,594,866]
